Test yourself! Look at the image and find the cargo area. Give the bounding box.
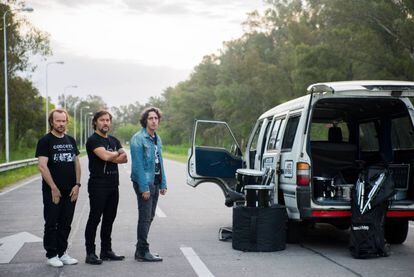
[308,97,414,206]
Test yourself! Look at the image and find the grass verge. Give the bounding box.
[0,165,39,191]
[163,144,188,163]
[163,152,187,163]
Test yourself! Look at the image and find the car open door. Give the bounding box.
[187,120,243,204]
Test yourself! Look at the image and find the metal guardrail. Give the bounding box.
[0,149,87,173]
[0,158,38,173]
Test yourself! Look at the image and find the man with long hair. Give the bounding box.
[131,107,167,262]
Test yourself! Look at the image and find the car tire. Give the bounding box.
[384,218,409,244]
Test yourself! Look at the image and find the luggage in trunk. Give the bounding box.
[232,205,287,252]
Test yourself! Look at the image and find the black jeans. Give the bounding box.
[133,181,159,254]
[42,186,76,258]
[84,186,119,254]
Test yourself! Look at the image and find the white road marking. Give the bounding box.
[0,176,40,196]
[0,232,42,264]
[156,207,166,218]
[409,222,414,229]
[180,247,214,277]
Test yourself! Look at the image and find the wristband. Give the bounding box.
[75,183,81,187]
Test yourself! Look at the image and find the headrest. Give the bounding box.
[328,126,342,143]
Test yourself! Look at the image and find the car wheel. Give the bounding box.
[384,218,409,244]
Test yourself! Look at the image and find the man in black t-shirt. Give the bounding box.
[36,109,80,268]
[84,110,127,265]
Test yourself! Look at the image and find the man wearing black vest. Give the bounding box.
[84,110,127,264]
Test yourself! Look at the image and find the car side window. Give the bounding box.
[359,121,379,151]
[267,118,284,150]
[281,115,301,151]
[391,116,414,150]
[195,121,237,153]
[249,121,263,152]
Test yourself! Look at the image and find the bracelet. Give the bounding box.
[75,183,81,187]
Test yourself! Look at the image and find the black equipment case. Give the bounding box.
[232,205,287,252]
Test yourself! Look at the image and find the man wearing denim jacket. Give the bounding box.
[130,107,167,262]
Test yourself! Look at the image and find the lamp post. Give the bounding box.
[85,112,93,144]
[45,61,64,133]
[63,85,77,111]
[79,106,90,148]
[73,100,80,141]
[3,6,33,163]
[88,114,93,138]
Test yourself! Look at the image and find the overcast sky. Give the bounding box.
[19,0,267,107]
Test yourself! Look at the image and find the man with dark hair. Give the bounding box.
[131,107,167,262]
[84,110,127,265]
[36,109,80,267]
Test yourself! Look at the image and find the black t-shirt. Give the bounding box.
[86,132,122,186]
[35,133,80,190]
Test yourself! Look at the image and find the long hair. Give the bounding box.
[92,110,112,130]
[48,109,69,131]
[140,107,162,128]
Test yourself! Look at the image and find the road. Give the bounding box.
[1,157,414,277]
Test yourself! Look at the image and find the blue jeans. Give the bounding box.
[133,181,159,254]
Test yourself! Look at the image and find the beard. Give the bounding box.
[98,126,109,134]
[53,125,66,134]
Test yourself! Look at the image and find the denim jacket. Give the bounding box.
[130,128,167,193]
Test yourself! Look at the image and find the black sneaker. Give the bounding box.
[85,253,103,265]
[100,250,125,261]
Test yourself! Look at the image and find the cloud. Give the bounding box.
[28,51,191,107]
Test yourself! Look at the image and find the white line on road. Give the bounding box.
[180,247,214,277]
[0,176,40,196]
[156,207,167,218]
[409,222,414,229]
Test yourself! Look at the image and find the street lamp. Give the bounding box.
[87,114,94,138]
[79,106,90,148]
[3,6,34,163]
[85,112,93,143]
[63,85,77,111]
[45,61,64,133]
[73,100,80,141]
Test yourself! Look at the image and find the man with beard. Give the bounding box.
[36,109,80,267]
[84,110,127,265]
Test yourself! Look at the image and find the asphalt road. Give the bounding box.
[1,157,414,277]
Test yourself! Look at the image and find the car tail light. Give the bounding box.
[297,162,310,186]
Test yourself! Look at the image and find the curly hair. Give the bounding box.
[140,107,162,128]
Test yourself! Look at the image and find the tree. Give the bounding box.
[0,2,51,160]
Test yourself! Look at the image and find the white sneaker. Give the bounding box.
[60,253,78,265]
[47,255,64,267]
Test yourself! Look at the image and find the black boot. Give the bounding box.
[135,251,163,262]
[100,250,125,261]
[85,253,103,265]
